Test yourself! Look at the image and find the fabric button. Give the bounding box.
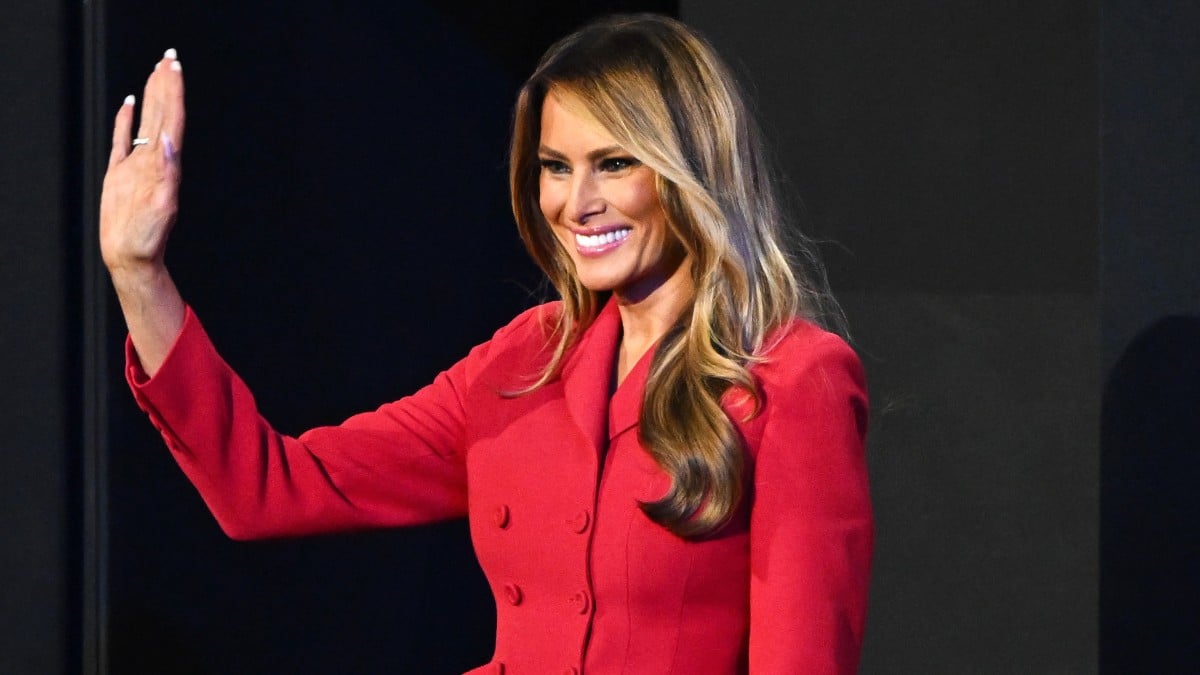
[569,509,590,533]
[504,583,523,606]
[569,590,591,615]
[491,663,505,675]
[494,504,511,529]
[561,667,580,675]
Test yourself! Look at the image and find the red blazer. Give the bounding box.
[127,298,872,674]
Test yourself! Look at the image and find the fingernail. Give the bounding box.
[170,60,182,72]
[161,132,175,161]
[124,94,135,106]
[164,48,178,60]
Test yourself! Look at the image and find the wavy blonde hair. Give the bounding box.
[510,14,841,537]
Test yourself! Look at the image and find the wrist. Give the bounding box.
[108,261,171,297]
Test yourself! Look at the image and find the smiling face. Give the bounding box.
[537,90,690,305]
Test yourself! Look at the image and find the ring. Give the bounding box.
[132,137,151,146]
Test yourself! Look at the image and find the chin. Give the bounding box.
[568,261,627,292]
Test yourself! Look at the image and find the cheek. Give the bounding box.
[619,171,666,222]
[538,178,560,223]
[626,181,670,242]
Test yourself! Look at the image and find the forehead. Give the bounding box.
[539,90,620,151]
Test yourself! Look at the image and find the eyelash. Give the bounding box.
[538,157,641,174]
[539,159,570,174]
[600,157,639,172]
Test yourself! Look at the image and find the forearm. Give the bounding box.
[110,263,185,376]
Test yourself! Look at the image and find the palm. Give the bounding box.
[99,50,186,272]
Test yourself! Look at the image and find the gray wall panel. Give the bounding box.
[683,0,1098,294]
[844,292,1098,673]
[683,1,1101,671]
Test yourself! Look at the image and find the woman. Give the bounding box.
[101,14,872,675]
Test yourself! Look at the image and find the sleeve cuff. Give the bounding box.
[125,304,204,391]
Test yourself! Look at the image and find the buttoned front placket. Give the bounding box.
[559,302,623,674]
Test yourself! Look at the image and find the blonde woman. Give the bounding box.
[102,14,871,675]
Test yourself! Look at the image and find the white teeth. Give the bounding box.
[575,228,630,248]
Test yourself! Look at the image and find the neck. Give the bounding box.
[613,257,694,382]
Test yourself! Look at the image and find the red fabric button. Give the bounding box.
[492,662,505,675]
[504,583,523,606]
[561,667,580,675]
[494,504,510,529]
[569,509,590,533]
[569,590,591,614]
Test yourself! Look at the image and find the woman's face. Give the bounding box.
[537,91,688,304]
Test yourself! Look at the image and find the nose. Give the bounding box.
[566,171,605,224]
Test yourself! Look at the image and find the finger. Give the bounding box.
[137,49,176,145]
[161,52,185,152]
[108,95,136,168]
[160,132,181,184]
[135,62,156,142]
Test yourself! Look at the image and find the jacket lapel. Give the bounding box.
[608,343,653,441]
[561,298,622,456]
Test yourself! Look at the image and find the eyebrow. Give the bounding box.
[537,145,627,162]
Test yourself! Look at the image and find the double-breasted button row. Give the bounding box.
[496,504,590,534]
[500,583,590,616]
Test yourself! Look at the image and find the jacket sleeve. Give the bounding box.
[126,305,519,540]
[748,331,873,674]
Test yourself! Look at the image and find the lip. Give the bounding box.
[572,225,632,257]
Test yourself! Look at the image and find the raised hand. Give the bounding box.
[100,48,186,274]
[100,49,188,376]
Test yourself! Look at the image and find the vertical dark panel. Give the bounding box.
[0,1,79,673]
[683,1,1099,671]
[1100,2,1200,671]
[82,0,112,670]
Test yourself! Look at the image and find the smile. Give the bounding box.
[574,227,631,256]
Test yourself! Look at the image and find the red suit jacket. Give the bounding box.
[127,298,872,674]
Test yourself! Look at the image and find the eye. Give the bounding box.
[600,156,640,172]
[539,158,570,175]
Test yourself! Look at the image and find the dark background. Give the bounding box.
[2,0,1196,672]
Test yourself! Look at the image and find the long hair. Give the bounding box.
[509,14,841,537]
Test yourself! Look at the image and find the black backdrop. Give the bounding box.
[2,0,1198,673]
[99,3,670,673]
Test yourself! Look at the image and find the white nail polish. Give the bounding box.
[170,60,182,72]
[124,94,135,106]
[164,48,178,59]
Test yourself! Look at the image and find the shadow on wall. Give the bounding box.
[1101,315,1200,671]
